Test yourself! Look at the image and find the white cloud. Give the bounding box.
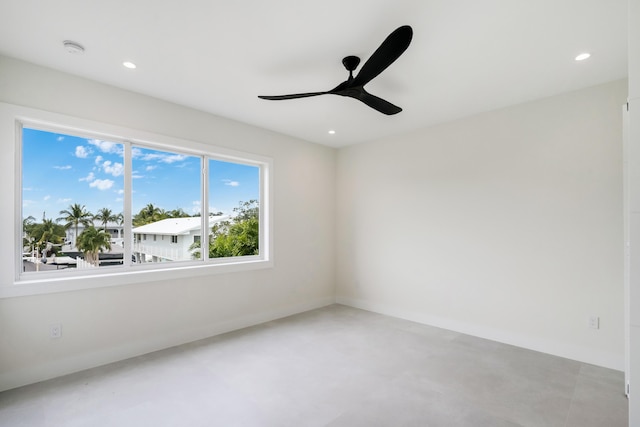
[80,172,96,182]
[191,200,201,214]
[75,146,90,158]
[162,154,187,163]
[89,179,114,191]
[43,195,51,201]
[145,165,156,171]
[57,198,72,204]
[102,160,124,177]
[53,165,72,170]
[56,136,64,142]
[223,179,240,187]
[88,139,123,155]
[117,189,125,195]
[141,153,187,164]
[95,155,103,165]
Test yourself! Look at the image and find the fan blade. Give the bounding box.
[352,25,413,87]
[344,88,402,115]
[258,92,328,100]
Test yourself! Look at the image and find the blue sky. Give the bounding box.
[22,128,259,222]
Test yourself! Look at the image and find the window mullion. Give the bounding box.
[202,156,209,262]
[124,142,132,266]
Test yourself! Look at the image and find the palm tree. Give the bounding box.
[35,219,65,257]
[22,215,36,252]
[23,215,36,230]
[76,226,111,267]
[142,203,160,218]
[167,207,190,218]
[115,212,125,240]
[57,203,93,248]
[157,208,169,221]
[133,203,162,226]
[94,208,118,232]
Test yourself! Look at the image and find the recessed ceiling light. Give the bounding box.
[575,53,591,61]
[328,130,336,135]
[63,40,85,55]
[123,61,137,69]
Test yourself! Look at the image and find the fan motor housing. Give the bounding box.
[342,56,361,71]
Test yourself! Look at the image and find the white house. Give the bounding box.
[132,215,229,262]
[64,221,124,250]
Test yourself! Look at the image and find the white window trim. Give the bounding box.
[0,102,273,298]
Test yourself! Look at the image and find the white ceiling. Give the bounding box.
[0,0,628,147]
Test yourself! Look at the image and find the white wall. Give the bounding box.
[0,56,336,391]
[630,0,640,102]
[336,80,627,370]
[627,0,640,422]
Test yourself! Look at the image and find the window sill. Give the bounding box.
[1,258,273,298]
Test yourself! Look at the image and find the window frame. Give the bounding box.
[3,103,272,298]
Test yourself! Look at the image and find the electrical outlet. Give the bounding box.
[588,316,600,330]
[50,323,62,339]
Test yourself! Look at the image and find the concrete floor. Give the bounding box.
[0,305,628,426]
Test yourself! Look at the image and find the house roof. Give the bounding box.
[132,216,229,236]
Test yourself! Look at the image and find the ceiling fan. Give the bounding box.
[258,25,413,115]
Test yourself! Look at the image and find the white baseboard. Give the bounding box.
[336,296,623,371]
[0,296,335,392]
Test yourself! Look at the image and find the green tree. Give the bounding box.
[133,203,162,226]
[23,215,36,230]
[167,207,191,218]
[133,204,195,226]
[76,226,111,267]
[190,200,259,259]
[94,208,118,232]
[57,203,93,248]
[22,215,37,252]
[28,219,66,256]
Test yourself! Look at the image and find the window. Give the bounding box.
[207,160,260,258]
[18,121,270,283]
[21,128,124,272]
[131,146,201,263]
